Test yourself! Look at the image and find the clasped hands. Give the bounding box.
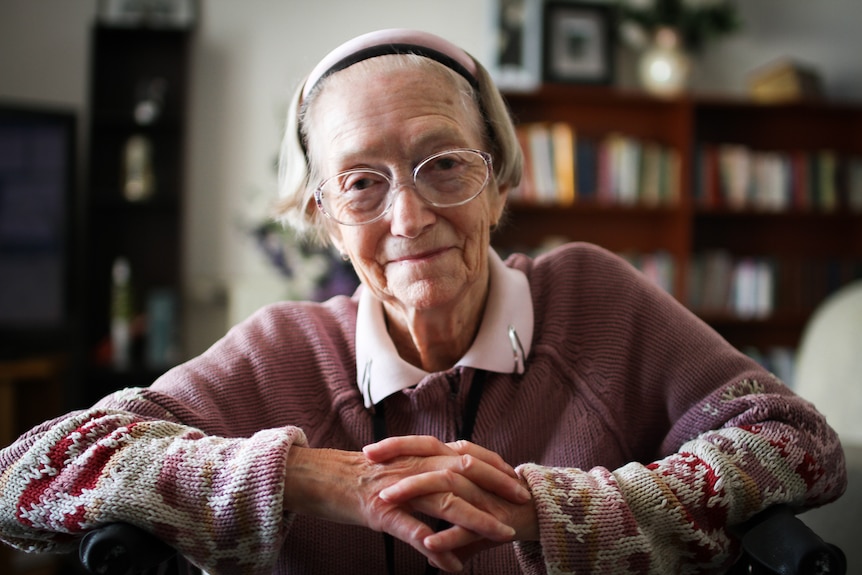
[284,436,537,572]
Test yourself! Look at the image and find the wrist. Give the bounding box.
[283,446,368,524]
[513,477,540,542]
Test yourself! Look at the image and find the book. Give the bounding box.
[576,138,598,201]
[526,123,557,203]
[817,150,838,211]
[719,144,752,210]
[512,123,681,208]
[663,147,682,205]
[550,122,576,205]
[748,58,823,103]
[640,142,662,207]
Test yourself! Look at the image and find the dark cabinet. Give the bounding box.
[79,26,190,405]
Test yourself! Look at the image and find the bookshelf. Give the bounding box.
[497,85,862,356]
[79,26,191,407]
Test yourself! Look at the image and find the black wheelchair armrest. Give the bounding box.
[79,522,178,575]
[77,504,846,575]
[733,504,846,575]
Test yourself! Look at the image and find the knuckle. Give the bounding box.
[438,491,459,513]
[439,468,458,488]
[452,439,471,452]
[459,453,476,471]
[406,521,428,543]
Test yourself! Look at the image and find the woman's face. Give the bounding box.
[306,60,508,317]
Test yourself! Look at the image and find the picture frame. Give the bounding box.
[485,0,543,92]
[542,1,616,85]
[97,0,197,29]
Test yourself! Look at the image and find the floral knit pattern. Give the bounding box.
[0,243,848,574]
[516,387,842,574]
[1,388,308,574]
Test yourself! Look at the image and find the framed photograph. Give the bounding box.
[97,0,197,29]
[485,0,542,92]
[542,2,616,85]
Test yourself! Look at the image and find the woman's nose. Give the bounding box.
[388,182,435,238]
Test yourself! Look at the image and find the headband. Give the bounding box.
[301,28,479,100]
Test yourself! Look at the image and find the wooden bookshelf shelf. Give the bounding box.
[498,86,862,353]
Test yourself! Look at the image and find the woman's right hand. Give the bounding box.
[365,437,538,565]
[282,441,528,572]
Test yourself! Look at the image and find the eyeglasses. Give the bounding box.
[314,148,492,226]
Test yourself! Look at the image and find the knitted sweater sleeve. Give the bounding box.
[0,300,348,575]
[0,395,307,573]
[511,244,847,575]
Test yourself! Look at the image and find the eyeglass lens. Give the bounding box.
[318,149,490,225]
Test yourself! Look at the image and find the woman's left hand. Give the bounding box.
[363,436,539,562]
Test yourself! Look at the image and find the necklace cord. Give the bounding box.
[372,369,488,575]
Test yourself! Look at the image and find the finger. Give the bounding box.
[377,506,464,572]
[365,437,529,504]
[446,440,518,478]
[381,471,516,542]
[453,452,529,503]
[363,435,456,462]
[367,437,519,481]
[380,454,529,505]
[413,491,515,543]
[424,523,485,553]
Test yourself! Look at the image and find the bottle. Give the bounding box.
[111,257,133,370]
[122,134,155,202]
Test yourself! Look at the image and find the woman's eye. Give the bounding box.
[429,157,460,172]
[340,172,387,194]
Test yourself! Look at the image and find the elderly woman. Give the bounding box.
[0,29,846,575]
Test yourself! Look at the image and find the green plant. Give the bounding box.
[618,0,741,53]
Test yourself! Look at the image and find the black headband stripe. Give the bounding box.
[311,43,479,92]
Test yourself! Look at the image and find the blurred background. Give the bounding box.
[1,1,861,573]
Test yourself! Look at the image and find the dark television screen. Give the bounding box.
[0,103,77,356]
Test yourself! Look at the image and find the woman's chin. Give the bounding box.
[386,274,464,312]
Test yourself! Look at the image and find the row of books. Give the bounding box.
[501,240,861,320]
[619,249,862,320]
[514,122,682,207]
[695,144,862,212]
[686,251,862,318]
[687,253,775,318]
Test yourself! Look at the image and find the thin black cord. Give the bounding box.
[372,370,487,575]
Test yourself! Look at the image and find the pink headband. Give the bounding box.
[301,28,478,100]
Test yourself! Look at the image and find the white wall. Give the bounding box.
[695,0,862,97]
[2,0,861,354]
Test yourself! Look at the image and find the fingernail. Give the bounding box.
[518,486,532,501]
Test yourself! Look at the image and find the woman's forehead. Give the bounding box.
[306,59,484,159]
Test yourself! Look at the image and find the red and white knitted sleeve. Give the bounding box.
[514,376,846,574]
[0,387,307,575]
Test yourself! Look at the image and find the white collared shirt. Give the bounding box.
[355,250,534,408]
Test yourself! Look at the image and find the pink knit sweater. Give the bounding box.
[0,243,846,574]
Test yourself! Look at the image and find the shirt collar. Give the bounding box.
[355,250,533,408]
